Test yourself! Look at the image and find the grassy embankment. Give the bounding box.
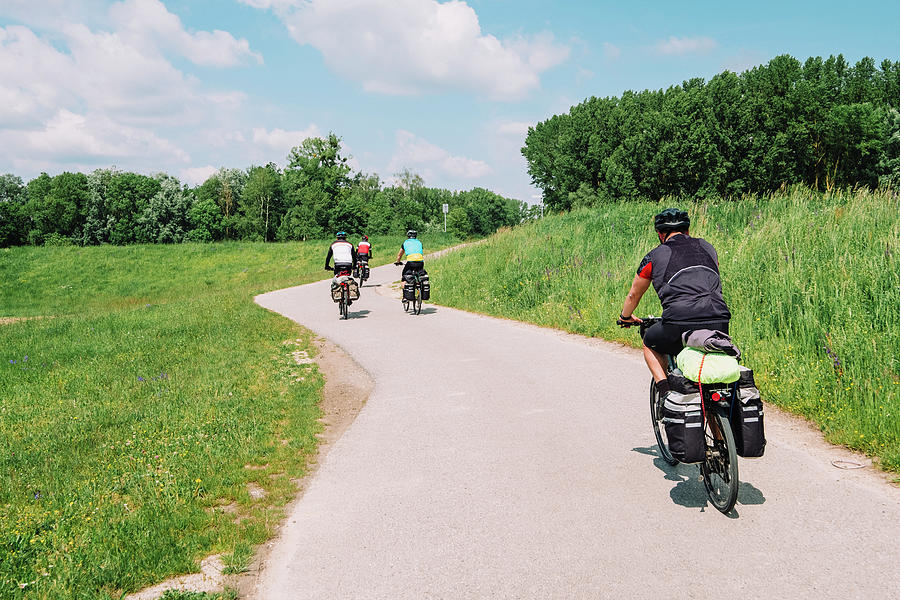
[430,189,900,474]
[0,234,455,599]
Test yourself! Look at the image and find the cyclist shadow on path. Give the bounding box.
[347,310,371,320]
[632,445,766,516]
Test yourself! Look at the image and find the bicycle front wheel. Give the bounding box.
[701,410,739,514]
[650,380,678,466]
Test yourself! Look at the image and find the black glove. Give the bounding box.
[617,314,641,328]
[394,261,403,266]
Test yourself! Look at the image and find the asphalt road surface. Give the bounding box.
[253,260,900,599]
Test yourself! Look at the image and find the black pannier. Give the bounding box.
[419,273,430,300]
[403,281,416,301]
[667,371,699,395]
[732,367,765,457]
[663,392,705,463]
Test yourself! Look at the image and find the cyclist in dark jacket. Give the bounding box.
[618,208,731,398]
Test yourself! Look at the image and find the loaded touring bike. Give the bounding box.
[328,267,360,320]
[394,262,429,315]
[619,316,764,514]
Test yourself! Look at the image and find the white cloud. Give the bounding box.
[179,165,219,186]
[0,1,262,177]
[388,130,492,182]
[246,0,568,100]
[251,125,321,153]
[654,36,718,56]
[0,108,189,174]
[109,0,262,67]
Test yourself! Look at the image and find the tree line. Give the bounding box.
[0,134,526,247]
[523,54,900,210]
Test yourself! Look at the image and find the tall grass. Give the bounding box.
[431,188,900,474]
[0,234,454,599]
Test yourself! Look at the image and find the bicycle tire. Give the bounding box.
[340,289,349,320]
[402,298,409,312]
[650,380,678,466]
[701,410,739,514]
[414,285,422,315]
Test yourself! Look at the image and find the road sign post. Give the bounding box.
[442,203,449,232]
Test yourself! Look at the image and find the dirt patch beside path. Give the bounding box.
[233,335,373,598]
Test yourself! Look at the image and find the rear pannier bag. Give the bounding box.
[667,371,699,395]
[331,276,360,302]
[347,278,360,300]
[663,392,705,463]
[403,282,416,301]
[732,368,765,457]
[420,273,430,300]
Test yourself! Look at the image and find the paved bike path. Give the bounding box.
[254,261,900,599]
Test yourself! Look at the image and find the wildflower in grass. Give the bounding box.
[138,376,145,382]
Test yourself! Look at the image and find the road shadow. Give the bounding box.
[632,445,766,517]
[348,309,371,320]
[419,307,438,315]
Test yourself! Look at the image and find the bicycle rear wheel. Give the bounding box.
[414,286,422,315]
[701,410,739,514]
[650,380,678,466]
[340,291,349,319]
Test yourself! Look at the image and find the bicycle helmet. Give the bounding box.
[653,208,690,232]
[361,235,368,241]
[336,231,347,240]
[406,229,417,238]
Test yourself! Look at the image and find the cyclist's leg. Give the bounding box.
[641,321,682,383]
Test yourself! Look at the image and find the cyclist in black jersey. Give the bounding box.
[618,208,731,400]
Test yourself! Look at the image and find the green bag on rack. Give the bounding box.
[676,347,740,384]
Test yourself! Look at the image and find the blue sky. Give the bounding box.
[1,0,898,202]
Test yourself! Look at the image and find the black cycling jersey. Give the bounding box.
[636,234,731,325]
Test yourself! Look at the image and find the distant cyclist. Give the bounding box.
[357,235,372,272]
[618,208,731,400]
[325,231,357,276]
[395,230,426,279]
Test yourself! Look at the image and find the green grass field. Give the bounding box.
[0,234,454,599]
[430,188,900,475]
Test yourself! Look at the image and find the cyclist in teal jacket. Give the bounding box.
[395,230,426,279]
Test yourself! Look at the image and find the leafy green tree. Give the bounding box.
[82,168,117,245]
[187,196,224,242]
[137,175,192,243]
[878,108,900,188]
[24,172,88,244]
[0,174,26,247]
[239,164,283,241]
[106,173,160,245]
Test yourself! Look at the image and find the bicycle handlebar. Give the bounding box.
[618,316,661,337]
[394,261,404,266]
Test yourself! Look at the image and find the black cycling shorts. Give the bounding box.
[642,320,729,357]
[402,261,425,278]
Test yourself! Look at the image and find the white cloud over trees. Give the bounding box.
[242,0,569,100]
